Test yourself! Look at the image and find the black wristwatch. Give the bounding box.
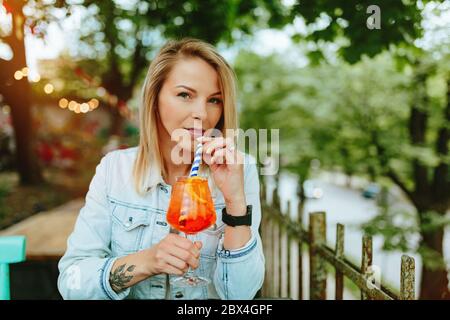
[222,205,252,227]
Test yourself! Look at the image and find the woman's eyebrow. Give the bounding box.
[175,85,221,96]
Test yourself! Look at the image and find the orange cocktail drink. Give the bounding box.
[166,176,216,287]
[166,176,216,234]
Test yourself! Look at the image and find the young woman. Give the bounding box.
[58,38,265,300]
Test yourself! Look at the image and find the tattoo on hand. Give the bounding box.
[109,263,136,293]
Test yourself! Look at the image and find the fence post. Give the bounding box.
[286,201,291,298]
[309,212,327,300]
[278,216,283,298]
[264,219,272,297]
[270,220,276,297]
[272,221,279,297]
[298,199,303,300]
[262,216,269,297]
[361,235,373,300]
[400,255,415,300]
[335,223,345,300]
[259,180,266,297]
[272,186,280,297]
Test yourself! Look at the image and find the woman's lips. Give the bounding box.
[185,128,205,139]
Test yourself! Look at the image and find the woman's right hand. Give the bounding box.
[146,233,202,277]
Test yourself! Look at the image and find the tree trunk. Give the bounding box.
[419,216,450,300]
[102,76,129,137]
[8,79,43,185]
[0,0,43,185]
[109,109,124,136]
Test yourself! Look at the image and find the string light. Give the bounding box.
[80,103,89,113]
[59,98,68,109]
[72,66,130,119]
[68,100,77,111]
[21,67,29,77]
[88,98,99,110]
[14,70,23,80]
[57,96,102,114]
[44,83,54,94]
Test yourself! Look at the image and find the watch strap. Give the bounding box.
[222,205,252,226]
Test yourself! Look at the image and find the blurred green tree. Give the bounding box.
[288,0,425,63]
[0,0,437,185]
[236,1,449,299]
[236,49,449,299]
[355,54,450,300]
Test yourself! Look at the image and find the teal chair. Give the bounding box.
[0,236,26,300]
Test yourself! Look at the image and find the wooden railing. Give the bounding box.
[259,181,416,300]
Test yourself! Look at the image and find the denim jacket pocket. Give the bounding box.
[111,204,150,255]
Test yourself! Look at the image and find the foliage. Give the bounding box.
[235,44,449,270]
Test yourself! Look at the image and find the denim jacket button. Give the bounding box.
[175,291,183,298]
[160,185,169,194]
[124,217,133,228]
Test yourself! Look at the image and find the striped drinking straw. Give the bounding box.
[189,142,203,177]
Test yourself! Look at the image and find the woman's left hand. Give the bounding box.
[198,136,246,214]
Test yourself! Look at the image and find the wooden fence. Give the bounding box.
[259,181,416,300]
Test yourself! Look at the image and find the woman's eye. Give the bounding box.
[178,92,191,99]
[209,98,223,104]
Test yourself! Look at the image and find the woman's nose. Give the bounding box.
[192,100,208,121]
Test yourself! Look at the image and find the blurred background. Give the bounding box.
[0,0,448,300]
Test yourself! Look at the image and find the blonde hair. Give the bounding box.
[133,38,238,196]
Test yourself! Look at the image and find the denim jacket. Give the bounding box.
[57,147,265,300]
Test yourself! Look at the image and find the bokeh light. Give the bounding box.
[80,103,89,113]
[58,98,69,109]
[14,70,23,80]
[44,83,54,94]
[68,100,77,111]
[21,67,29,77]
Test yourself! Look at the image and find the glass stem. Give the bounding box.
[184,233,194,278]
